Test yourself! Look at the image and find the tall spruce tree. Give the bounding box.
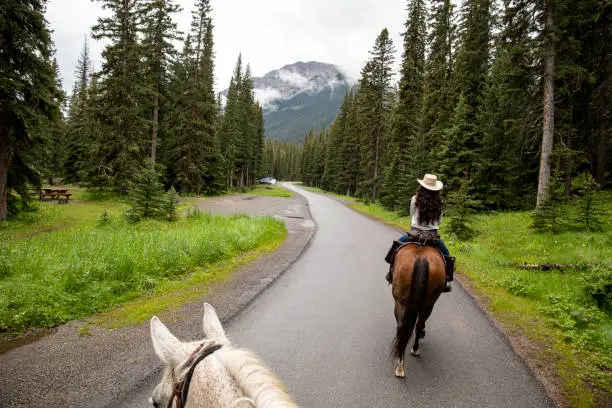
[91,0,148,188]
[219,56,243,188]
[141,0,181,164]
[422,0,454,162]
[0,0,62,219]
[384,0,427,211]
[357,28,395,202]
[477,0,540,208]
[438,0,491,193]
[65,37,93,183]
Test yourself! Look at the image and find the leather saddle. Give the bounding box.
[384,230,445,266]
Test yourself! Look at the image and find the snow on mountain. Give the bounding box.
[252,61,349,112]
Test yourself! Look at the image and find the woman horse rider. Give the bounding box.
[385,174,455,292]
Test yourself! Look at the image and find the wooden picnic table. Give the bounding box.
[39,188,72,201]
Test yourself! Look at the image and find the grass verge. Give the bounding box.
[348,195,612,408]
[91,235,285,329]
[248,185,293,197]
[0,196,286,332]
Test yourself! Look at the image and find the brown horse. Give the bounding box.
[391,244,446,378]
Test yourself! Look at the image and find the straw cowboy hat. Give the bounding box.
[417,174,443,191]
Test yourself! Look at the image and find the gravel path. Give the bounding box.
[0,190,314,408]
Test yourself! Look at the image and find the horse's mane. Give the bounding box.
[217,346,298,408]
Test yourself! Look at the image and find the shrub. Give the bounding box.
[164,186,179,222]
[445,177,481,240]
[125,166,164,222]
[97,209,111,226]
[539,295,605,348]
[581,266,612,311]
[501,276,536,298]
[574,174,606,231]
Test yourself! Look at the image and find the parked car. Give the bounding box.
[257,177,277,185]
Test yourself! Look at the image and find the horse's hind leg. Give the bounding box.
[411,306,434,357]
[394,302,407,378]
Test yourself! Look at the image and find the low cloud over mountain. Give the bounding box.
[224,61,352,143]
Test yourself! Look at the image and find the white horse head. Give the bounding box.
[150,303,297,408]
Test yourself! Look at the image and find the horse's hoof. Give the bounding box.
[419,330,425,339]
[410,347,420,357]
[394,370,405,378]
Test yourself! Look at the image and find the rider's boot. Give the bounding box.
[443,256,455,292]
[385,241,402,284]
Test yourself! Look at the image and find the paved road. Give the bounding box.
[124,183,555,407]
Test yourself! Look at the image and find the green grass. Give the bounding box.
[349,193,612,407]
[91,235,285,329]
[0,190,287,332]
[248,185,293,197]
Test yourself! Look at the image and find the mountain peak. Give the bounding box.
[253,61,349,110]
[221,61,351,143]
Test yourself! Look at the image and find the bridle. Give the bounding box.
[167,342,223,408]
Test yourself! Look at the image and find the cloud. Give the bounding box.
[277,70,309,89]
[46,0,406,95]
[253,88,284,109]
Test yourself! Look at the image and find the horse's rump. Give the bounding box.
[391,245,446,361]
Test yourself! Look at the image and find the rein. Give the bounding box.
[168,343,223,408]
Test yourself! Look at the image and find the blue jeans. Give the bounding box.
[398,232,450,257]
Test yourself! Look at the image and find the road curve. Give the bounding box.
[122,183,555,407]
[224,183,555,407]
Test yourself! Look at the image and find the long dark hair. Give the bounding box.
[415,186,442,225]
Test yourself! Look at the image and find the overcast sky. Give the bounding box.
[45,0,406,94]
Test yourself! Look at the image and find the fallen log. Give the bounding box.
[508,262,601,271]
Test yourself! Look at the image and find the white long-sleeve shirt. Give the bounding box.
[410,195,441,231]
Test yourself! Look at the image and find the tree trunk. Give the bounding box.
[151,93,159,164]
[373,119,381,203]
[537,0,555,207]
[0,126,8,220]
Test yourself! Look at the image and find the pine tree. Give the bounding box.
[477,0,539,208]
[385,0,427,211]
[0,0,62,219]
[237,64,257,187]
[42,58,67,183]
[531,171,566,233]
[340,91,361,196]
[357,28,395,202]
[438,0,491,193]
[219,56,243,188]
[126,164,165,222]
[574,173,605,231]
[92,0,148,188]
[65,37,93,184]
[141,0,181,164]
[422,0,454,163]
[445,175,481,240]
[163,185,179,221]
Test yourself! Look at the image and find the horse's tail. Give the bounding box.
[392,257,429,360]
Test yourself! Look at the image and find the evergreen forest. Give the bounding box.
[0,0,271,220]
[300,0,611,216]
[1,0,610,220]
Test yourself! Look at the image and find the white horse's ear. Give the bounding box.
[150,316,185,367]
[202,303,229,343]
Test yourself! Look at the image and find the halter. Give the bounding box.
[167,342,223,408]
